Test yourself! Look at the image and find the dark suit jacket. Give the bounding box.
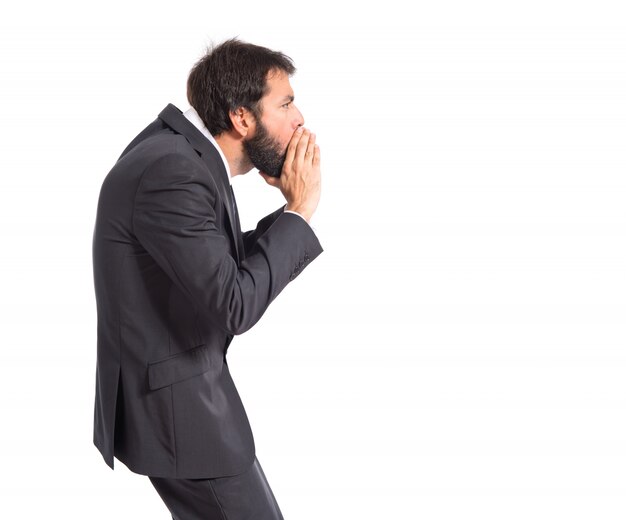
[92,103,323,479]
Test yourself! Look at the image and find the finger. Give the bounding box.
[313,144,321,166]
[304,132,316,163]
[284,126,304,168]
[294,129,311,165]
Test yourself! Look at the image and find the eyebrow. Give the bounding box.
[279,95,295,104]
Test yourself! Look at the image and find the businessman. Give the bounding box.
[92,38,322,519]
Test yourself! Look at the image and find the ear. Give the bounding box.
[228,107,256,138]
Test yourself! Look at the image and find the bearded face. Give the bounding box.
[243,117,287,178]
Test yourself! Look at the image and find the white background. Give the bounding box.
[0,1,625,518]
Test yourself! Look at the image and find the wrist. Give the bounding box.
[284,205,312,223]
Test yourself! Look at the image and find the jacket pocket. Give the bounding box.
[147,344,212,390]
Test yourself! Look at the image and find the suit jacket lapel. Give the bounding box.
[157,104,241,265]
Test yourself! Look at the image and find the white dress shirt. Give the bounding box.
[182,107,312,228]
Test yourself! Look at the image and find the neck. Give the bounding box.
[215,131,254,178]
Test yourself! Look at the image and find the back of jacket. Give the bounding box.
[93,105,322,479]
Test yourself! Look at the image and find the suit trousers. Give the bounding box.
[148,455,285,520]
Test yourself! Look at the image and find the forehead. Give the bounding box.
[262,69,294,101]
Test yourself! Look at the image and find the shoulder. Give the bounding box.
[133,135,220,206]
[134,134,210,181]
[128,132,201,165]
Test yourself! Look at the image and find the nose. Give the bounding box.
[294,106,304,129]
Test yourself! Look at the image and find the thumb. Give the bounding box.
[259,171,280,188]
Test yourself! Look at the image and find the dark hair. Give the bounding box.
[187,38,296,136]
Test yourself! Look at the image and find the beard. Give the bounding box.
[243,119,286,178]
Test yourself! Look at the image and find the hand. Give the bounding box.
[259,127,321,223]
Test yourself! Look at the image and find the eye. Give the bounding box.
[282,102,292,109]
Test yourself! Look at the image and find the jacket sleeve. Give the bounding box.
[242,204,287,258]
[132,152,323,336]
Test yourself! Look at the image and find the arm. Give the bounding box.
[242,204,313,257]
[241,204,287,257]
[133,152,323,336]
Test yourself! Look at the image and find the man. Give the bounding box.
[92,38,322,519]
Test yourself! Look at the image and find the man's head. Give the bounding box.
[187,38,304,177]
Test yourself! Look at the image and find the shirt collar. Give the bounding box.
[183,106,232,185]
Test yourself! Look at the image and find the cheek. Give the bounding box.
[265,115,293,153]
[280,131,292,153]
